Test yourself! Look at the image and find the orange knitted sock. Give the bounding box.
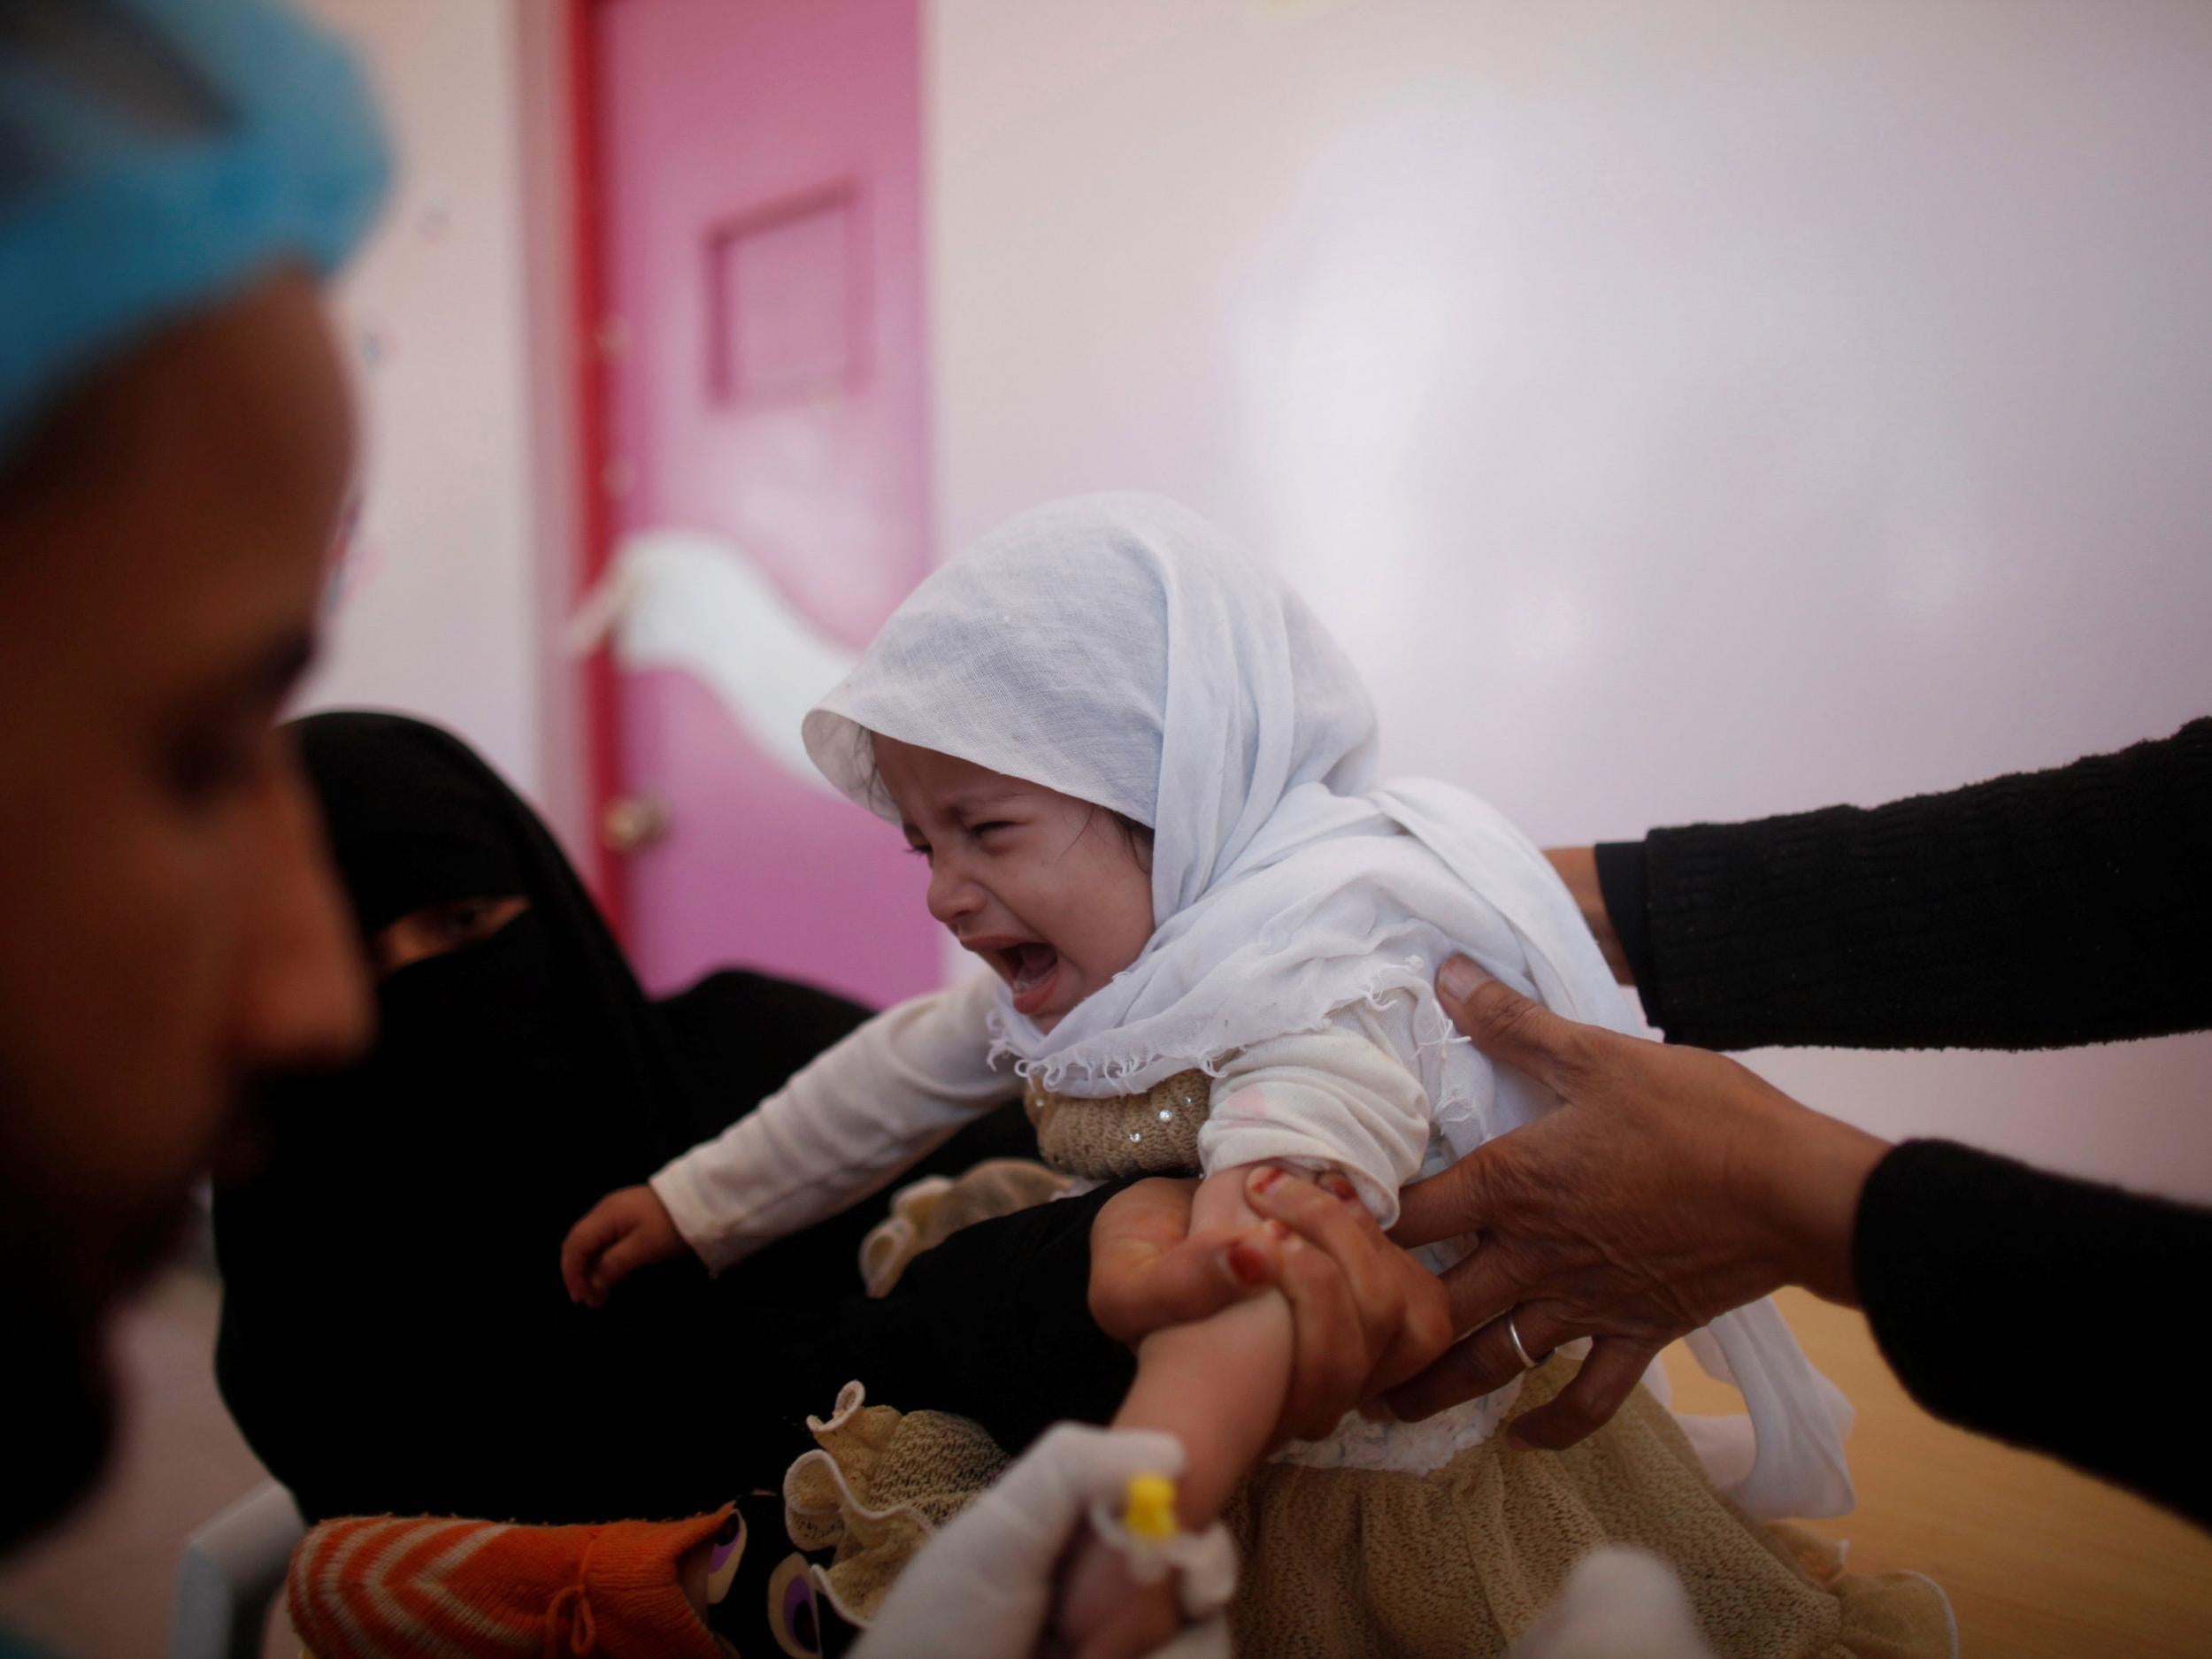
[288,1506,732,1659]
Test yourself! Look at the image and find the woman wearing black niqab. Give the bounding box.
[214,713,1111,1529]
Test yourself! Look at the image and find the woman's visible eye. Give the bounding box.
[434,901,494,940]
[370,895,530,979]
[902,840,932,861]
[970,820,1014,841]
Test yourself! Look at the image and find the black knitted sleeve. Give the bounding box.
[1635,718,2212,1050]
[1855,1140,2212,1527]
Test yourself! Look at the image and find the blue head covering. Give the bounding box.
[0,0,389,456]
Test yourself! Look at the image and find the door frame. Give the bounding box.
[563,0,626,931]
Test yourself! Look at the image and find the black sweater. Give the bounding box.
[1598,717,2212,1526]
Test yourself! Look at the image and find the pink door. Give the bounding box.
[590,0,939,1005]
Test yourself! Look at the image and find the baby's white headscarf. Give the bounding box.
[802,493,1590,1105]
[803,493,1854,1520]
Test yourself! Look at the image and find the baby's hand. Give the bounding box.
[1056,1525,1183,1659]
[560,1184,687,1307]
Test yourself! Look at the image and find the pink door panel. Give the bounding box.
[593,0,938,1005]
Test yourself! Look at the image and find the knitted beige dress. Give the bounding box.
[787,1071,1955,1658]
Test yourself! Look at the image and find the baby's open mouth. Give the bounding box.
[996,941,1059,995]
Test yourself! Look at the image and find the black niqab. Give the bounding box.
[216,711,1102,1529]
[216,712,877,1522]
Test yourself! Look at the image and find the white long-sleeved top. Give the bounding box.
[650,973,1437,1272]
[657,974,1849,1496]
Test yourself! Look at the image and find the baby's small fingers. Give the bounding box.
[595,1229,655,1292]
[558,1225,607,1304]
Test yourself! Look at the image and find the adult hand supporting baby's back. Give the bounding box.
[1373,957,1890,1450]
[560,1183,687,1309]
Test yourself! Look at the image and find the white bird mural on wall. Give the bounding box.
[568,527,858,792]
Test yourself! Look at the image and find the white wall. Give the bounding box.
[290,0,573,830]
[928,0,2212,1194]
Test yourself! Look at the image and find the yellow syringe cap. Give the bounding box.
[1123,1473,1179,1541]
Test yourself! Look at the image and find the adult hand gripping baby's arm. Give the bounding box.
[1379,957,1889,1450]
[1088,1179,1267,1339]
[1236,1167,1455,1438]
[1071,1172,1453,1658]
[1089,1171,1452,1446]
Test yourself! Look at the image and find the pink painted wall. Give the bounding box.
[291,0,553,810]
[927,0,2212,1195]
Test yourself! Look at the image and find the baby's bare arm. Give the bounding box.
[1110,1165,1294,1525]
[1056,1168,1298,1656]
